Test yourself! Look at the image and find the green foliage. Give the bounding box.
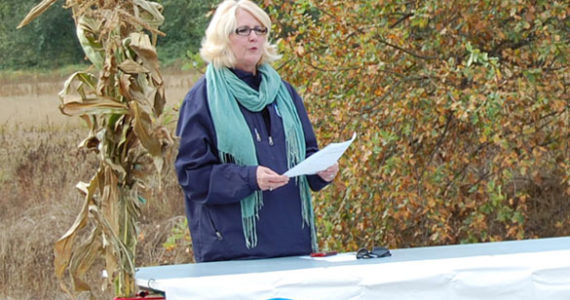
[162,218,191,251]
[156,0,218,65]
[0,0,84,69]
[3,0,215,70]
[268,0,570,251]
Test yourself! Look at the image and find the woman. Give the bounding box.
[175,0,339,263]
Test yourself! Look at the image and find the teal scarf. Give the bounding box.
[206,64,316,250]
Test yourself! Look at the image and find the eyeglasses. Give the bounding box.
[356,247,391,259]
[234,26,268,36]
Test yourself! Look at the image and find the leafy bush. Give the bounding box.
[268,0,570,251]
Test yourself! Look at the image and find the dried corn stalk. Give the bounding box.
[18,0,173,298]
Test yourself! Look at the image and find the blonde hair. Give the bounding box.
[200,0,281,68]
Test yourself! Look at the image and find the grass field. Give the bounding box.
[0,69,197,299]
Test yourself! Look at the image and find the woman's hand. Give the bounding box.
[257,166,289,191]
[318,162,339,182]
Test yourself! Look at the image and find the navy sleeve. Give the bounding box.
[175,77,259,206]
[283,81,330,192]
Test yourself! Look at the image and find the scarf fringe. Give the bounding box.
[299,176,318,252]
[221,151,264,249]
[242,191,262,248]
[287,126,317,251]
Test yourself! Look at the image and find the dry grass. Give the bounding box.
[0,70,197,299]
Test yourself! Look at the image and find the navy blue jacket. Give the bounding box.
[175,69,329,262]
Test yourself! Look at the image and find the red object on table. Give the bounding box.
[114,297,164,300]
[310,251,338,257]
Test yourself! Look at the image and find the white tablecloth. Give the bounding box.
[136,236,570,300]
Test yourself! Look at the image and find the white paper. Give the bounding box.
[283,133,356,177]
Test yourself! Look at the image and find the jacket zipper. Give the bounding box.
[205,208,223,240]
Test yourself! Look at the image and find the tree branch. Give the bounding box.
[375,35,438,60]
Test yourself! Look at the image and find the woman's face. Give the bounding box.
[229,8,266,74]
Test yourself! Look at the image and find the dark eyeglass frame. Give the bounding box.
[356,247,391,259]
[234,26,268,36]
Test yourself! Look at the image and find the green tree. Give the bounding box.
[156,0,218,64]
[0,0,84,69]
[267,0,570,251]
[2,0,216,70]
